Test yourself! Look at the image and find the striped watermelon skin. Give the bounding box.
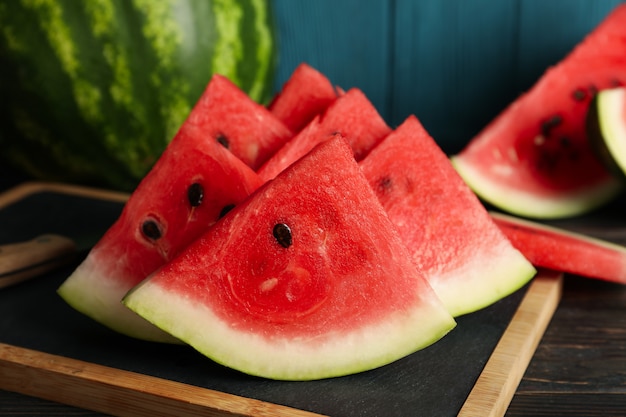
[0,0,276,191]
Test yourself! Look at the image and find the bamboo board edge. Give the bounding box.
[0,343,324,417]
[458,269,563,417]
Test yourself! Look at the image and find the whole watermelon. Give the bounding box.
[0,0,276,191]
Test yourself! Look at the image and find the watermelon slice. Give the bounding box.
[492,211,626,284]
[587,86,626,178]
[187,74,294,170]
[58,90,266,342]
[451,5,626,219]
[268,63,338,133]
[360,115,536,317]
[258,88,391,181]
[123,136,456,380]
[258,116,343,181]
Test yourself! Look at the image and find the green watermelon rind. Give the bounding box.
[588,87,626,179]
[0,0,276,191]
[58,253,180,344]
[450,156,623,220]
[123,279,455,381]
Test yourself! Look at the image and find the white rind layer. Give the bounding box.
[598,88,626,176]
[451,156,622,220]
[58,253,180,344]
[429,238,536,317]
[123,279,456,381]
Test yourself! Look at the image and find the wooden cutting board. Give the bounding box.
[0,182,562,417]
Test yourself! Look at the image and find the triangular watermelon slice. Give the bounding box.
[268,63,338,133]
[451,5,626,219]
[492,211,626,284]
[123,136,456,380]
[258,116,343,181]
[258,88,392,180]
[58,92,266,343]
[360,115,536,317]
[188,74,294,170]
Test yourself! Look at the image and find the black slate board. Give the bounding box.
[0,186,529,417]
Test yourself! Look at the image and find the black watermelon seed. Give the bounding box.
[559,136,572,148]
[273,223,293,248]
[611,78,624,87]
[188,183,204,207]
[572,88,587,101]
[141,219,162,241]
[536,152,557,174]
[541,115,563,137]
[218,204,235,219]
[377,176,393,195]
[216,133,229,149]
[569,151,580,162]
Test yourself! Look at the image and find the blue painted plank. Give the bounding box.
[392,0,520,152]
[516,0,624,89]
[272,0,392,120]
[271,0,625,153]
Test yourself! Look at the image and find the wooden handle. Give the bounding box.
[0,235,77,289]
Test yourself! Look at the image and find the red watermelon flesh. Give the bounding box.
[58,114,265,343]
[258,116,343,181]
[257,88,391,181]
[268,63,338,133]
[492,211,626,284]
[187,74,294,170]
[566,5,626,63]
[451,5,626,219]
[123,136,456,380]
[360,115,536,317]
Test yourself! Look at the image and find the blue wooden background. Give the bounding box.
[271,0,624,154]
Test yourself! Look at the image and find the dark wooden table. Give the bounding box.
[507,275,626,417]
[1,172,625,416]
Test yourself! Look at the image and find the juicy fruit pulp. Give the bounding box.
[124,137,456,380]
[360,116,536,317]
[587,86,626,179]
[451,5,626,219]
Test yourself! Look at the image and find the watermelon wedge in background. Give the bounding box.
[451,4,626,220]
[492,212,626,284]
[186,75,294,170]
[360,115,536,317]
[58,77,268,343]
[258,116,343,181]
[258,88,392,181]
[268,63,339,133]
[123,137,456,381]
